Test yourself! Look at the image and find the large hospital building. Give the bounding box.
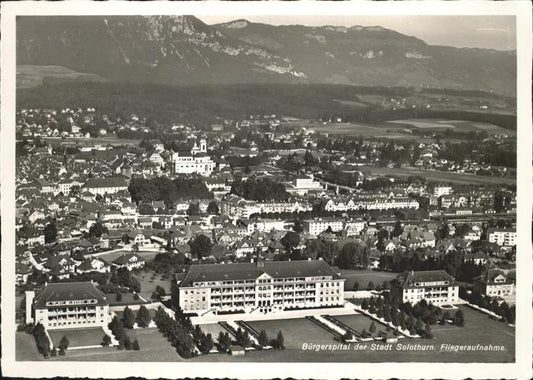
[176,259,345,315]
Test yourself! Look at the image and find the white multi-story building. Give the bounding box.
[432,185,453,197]
[171,152,215,176]
[324,194,419,212]
[149,153,165,166]
[177,260,345,315]
[474,270,515,298]
[487,228,516,247]
[394,270,459,306]
[286,175,324,195]
[82,176,129,196]
[303,218,344,236]
[57,180,82,195]
[25,281,111,330]
[248,219,287,233]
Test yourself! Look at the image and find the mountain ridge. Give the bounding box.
[17,15,516,95]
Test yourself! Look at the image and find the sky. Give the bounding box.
[198,15,516,51]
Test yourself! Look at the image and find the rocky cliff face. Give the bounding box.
[17,16,516,95]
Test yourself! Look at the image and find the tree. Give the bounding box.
[190,234,213,260]
[392,220,403,237]
[415,318,424,332]
[89,221,108,238]
[368,281,375,291]
[280,231,300,252]
[207,200,219,215]
[123,336,132,350]
[369,321,376,335]
[276,330,285,350]
[122,306,135,329]
[132,339,140,351]
[424,322,433,339]
[187,203,201,216]
[217,331,232,353]
[454,309,465,327]
[102,334,112,347]
[116,291,123,302]
[155,285,166,297]
[258,330,269,347]
[44,221,57,244]
[235,328,251,348]
[136,305,151,328]
[59,336,70,351]
[51,347,57,357]
[293,220,304,233]
[337,242,366,269]
[353,281,360,291]
[199,333,214,354]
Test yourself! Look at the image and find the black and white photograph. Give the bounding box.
[1,1,532,379]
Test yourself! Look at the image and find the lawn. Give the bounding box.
[47,328,185,362]
[97,249,160,263]
[135,270,173,301]
[248,317,336,350]
[337,269,398,291]
[49,327,106,348]
[197,323,228,340]
[332,314,386,334]
[16,332,44,361]
[108,291,148,306]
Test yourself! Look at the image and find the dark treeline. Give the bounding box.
[128,175,212,204]
[230,177,289,202]
[18,81,515,129]
[322,108,516,131]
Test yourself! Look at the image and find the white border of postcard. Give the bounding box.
[2,1,532,379]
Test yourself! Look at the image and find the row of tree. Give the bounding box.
[153,306,196,358]
[461,290,515,324]
[108,315,140,350]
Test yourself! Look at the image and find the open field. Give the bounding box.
[16,332,45,361]
[336,269,398,291]
[49,327,106,348]
[191,306,514,362]
[46,328,184,362]
[17,65,106,89]
[17,306,514,362]
[198,323,229,340]
[359,166,516,185]
[301,122,412,139]
[108,291,147,307]
[388,119,513,134]
[248,317,336,350]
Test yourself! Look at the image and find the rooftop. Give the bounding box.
[33,281,108,309]
[179,259,342,287]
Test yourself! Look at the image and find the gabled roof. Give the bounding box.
[179,260,342,287]
[113,252,145,265]
[396,270,455,288]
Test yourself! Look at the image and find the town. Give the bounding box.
[15,105,516,363]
